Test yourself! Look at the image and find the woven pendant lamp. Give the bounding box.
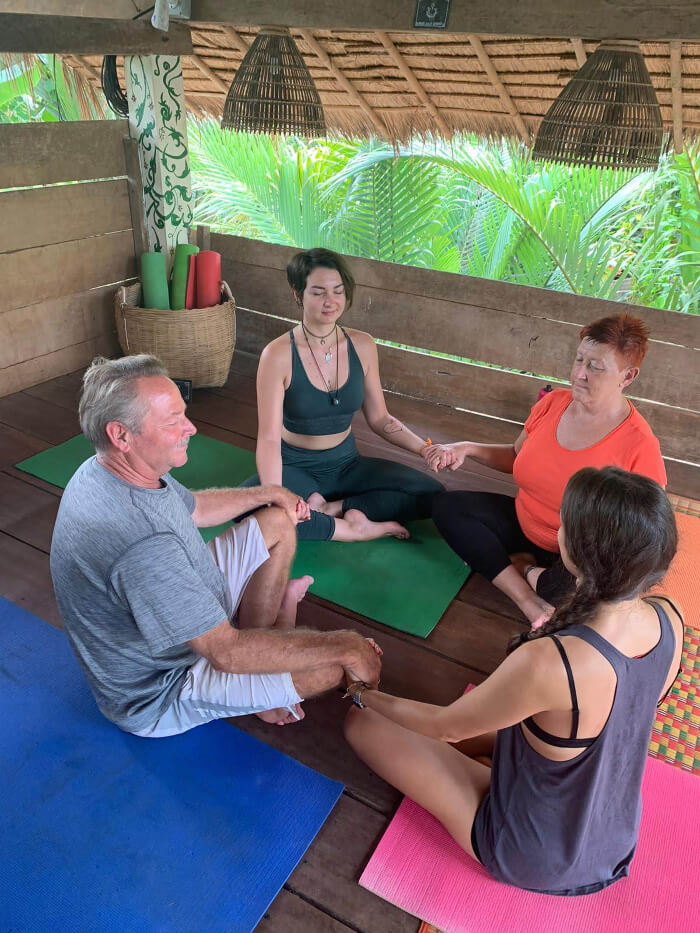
[533,40,663,169]
[222,25,325,136]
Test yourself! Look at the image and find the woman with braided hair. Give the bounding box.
[344,467,682,895]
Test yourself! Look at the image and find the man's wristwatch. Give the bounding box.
[344,681,370,708]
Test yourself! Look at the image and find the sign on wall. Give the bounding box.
[414,0,451,29]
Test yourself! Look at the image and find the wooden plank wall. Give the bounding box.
[0,120,138,397]
[211,232,700,498]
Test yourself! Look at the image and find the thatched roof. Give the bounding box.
[68,28,700,143]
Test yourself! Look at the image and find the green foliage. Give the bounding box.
[0,54,110,123]
[189,122,699,314]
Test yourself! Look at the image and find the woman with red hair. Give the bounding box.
[430,314,666,629]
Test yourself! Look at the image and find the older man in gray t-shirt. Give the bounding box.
[50,355,381,737]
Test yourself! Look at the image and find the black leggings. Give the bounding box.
[432,490,575,606]
[242,434,444,541]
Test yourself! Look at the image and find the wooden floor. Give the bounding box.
[0,351,530,933]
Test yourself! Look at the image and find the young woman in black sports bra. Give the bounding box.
[344,467,683,895]
[242,248,446,541]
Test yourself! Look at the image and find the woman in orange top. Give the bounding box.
[429,314,666,628]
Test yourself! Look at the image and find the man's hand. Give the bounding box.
[343,633,382,688]
[265,485,310,525]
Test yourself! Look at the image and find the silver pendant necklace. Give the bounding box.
[301,324,340,406]
[302,321,335,362]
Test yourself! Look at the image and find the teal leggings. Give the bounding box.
[241,434,444,540]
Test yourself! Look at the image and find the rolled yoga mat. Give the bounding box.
[0,595,343,933]
[169,243,199,311]
[140,251,170,310]
[196,249,222,308]
[16,434,469,638]
[185,253,197,309]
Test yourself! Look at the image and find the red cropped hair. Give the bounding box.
[579,314,649,368]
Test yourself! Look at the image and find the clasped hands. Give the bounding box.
[421,441,467,473]
[344,635,383,691]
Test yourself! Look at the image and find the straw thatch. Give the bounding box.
[66,28,700,144]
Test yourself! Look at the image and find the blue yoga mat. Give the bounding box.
[0,596,343,933]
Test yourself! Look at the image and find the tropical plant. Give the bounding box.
[0,53,110,123]
[190,122,699,314]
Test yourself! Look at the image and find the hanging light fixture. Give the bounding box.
[533,40,663,170]
[222,25,326,136]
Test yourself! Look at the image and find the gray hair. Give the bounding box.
[79,355,169,451]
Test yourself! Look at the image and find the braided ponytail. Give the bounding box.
[508,466,677,654]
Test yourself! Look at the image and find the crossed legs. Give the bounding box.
[345,707,491,861]
[234,506,345,723]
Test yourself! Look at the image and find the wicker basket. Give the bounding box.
[114,283,236,388]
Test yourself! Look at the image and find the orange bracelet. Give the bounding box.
[420,438,432,456]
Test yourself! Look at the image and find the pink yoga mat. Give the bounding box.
[360,757,700,933]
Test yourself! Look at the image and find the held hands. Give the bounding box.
[269,486,311,525]
[423,442,467,473]
[344,634,383,689]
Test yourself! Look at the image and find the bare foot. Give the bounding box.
[255,703,305,726]
[522,593,555,630]
[342,509,410,541]
[307,492,344,518]
[276,575,314,629]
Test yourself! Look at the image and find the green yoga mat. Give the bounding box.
[169,243,199,311]
[17,435,468,637]
[140,251,170,310]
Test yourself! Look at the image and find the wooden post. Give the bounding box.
[124,55,193,267]
[123,136,149,258]
[670,41,684,155]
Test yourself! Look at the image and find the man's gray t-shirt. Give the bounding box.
[50,457,233,733]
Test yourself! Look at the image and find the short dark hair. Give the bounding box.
[579,314,649,368]
[286,248,355,309]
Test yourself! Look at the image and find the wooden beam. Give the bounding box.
[376,31,451,137]
[467,34,529,143]
[8,1,150,17]
[297,28,388,138]
[189,1,699,40]
[571,37,587,68]
[670,40,684,154]
[190,52,229,93]
[0,12,193,55]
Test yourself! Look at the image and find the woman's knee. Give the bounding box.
[432,490,458,532]
[344,705,373,748]
[296,509,335,541]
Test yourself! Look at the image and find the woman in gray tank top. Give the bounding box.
[345,466,683,895]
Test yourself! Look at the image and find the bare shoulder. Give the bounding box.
[344,328,376,361]
[259,332,292,368]
[647,594,685,641]
[501,635,562,683]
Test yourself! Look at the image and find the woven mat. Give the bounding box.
[648,626,700,776]
[668,493,700,518]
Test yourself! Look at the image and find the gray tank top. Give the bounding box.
[473,599,677,895]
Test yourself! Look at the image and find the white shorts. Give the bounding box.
[133,518,302,738]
